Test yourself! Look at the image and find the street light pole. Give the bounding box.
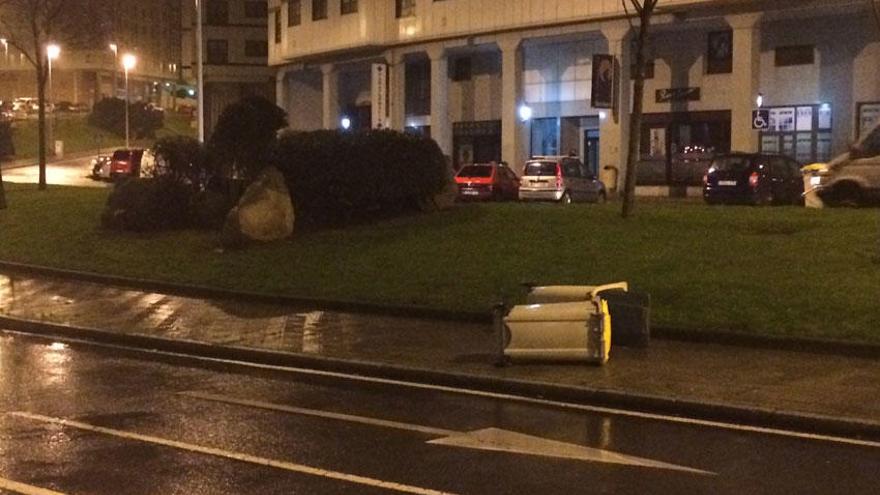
[122,53,137,149]
[109,43,118,98]
[195,0,205,142]
[46,44,60,157]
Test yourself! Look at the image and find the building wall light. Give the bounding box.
[341,116,352,130]
[518,104,533,122]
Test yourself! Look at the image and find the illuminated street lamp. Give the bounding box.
[122,53,137,149]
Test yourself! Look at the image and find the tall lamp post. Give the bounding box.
[122,53,137,149]
[1,39,8,66]
[109,43,119,98]
[46,44,61,156]
[195,0,205,142]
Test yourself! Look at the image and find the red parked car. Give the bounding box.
[455,162,520,201]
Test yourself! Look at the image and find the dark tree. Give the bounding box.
[621,0,660,218]
[208,96,288,182]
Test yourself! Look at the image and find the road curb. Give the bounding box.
[2,259,880,358]
[2,314,879,442]
[0,151,99,171]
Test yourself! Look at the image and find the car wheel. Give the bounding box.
[560,191,572,205]
[755,188,774,206]
[596,191,607,204]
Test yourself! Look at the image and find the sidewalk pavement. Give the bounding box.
[1,268,878,437]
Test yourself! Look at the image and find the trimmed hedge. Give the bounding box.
[275,129,448,227]
[208,96,288,181]
[100,176,194,232]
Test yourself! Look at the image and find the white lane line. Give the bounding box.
[179,392,714,475]
[0,477,67,495]
[4,330,879,449]
[6,411,456,495]
[179,391,457,437]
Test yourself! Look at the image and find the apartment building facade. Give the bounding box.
[268,0,880,193]
[182,0,275,136]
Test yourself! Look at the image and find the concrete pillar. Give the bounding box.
[388,51,406,131]
[275,68,288,112]
[321,63,339,130]
[499,36,528,174]
[427,46,452,158]
[728,13,762,153]
[599,23,633,193]
[599,22,633,192]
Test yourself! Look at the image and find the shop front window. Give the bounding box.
[530,118,560,157]
[759,104,832,163]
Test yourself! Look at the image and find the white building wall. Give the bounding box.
[448,52,502,123]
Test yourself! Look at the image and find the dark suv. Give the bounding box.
[703,153,804,206]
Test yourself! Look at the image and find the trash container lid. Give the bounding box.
[506,301,600,322]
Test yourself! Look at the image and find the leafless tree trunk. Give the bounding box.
[621,0,659,218]
[0,164,6,210]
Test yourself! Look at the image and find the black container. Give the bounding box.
[601,289,651,348]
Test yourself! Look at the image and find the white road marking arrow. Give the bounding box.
[180,391,715,475]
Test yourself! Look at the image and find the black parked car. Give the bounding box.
[703,153,804,206]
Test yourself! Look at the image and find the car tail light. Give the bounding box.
[556,164,563,189]
[702,174,708,186]
[749,172,760,189]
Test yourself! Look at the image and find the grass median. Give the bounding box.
[1,182,878,343]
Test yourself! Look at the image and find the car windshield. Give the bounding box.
[710,156,752,172]
[524,161,557,176]
[111,150,130,160]
[458,165,493,178]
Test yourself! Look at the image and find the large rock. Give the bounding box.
[221,167,294,247]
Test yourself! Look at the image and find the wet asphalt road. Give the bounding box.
[1,157,107,188]
[0,331,877,495]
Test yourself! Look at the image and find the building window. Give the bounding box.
[273,8,281,43]
[244,1,268,18]
[288,0,301,26]
[396,0,415,18]
[405,59,430,116]
[775,45,815,67]
[312,0,327,20]
[706,30,733,74]
[452,57,472,81]
[245,40,268,58]
[341,0,357,15]
[206,39,228,64]
[206,0,229,26]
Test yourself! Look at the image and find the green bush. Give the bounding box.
[88,97,164,139]
[151,135,214,191]
[208,96,287,181]
[275,129,447,227]
[0,120,14,160]
[100,176,194,232]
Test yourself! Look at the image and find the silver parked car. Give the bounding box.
[518,156,606,204]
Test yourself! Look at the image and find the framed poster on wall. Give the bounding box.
[857,102,880,139]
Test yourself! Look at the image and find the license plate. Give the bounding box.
[462,190,479,195]
[810,176,822,186]
[718,180,737,186]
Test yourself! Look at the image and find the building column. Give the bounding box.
[275,68,288,112]
[499,36,528,174]
[321,63,339,130]
[388,50,406,131]
[728,13,762,153]
[599,22,632,193]
[427,46,452,158]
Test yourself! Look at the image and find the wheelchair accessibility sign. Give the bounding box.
[752,110,770,130]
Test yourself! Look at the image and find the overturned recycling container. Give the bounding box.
[495,290,612,366]
[524,282,651,349]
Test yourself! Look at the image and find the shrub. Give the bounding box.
[100,176,194,232]
[88,97,164,138]
[151,135,214,191]
[208,96,288,181]
[275,129,448,227]
[0,120,14,160]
